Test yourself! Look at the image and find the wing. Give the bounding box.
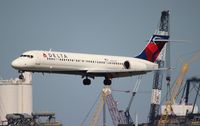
[86,69,151,78]
[86,68,169,78]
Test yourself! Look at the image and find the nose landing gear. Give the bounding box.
[18,71,24,80]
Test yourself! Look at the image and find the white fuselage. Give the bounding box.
[11,50,158,78]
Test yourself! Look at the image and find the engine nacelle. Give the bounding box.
[123,60,131,69]
[123,60,151,70]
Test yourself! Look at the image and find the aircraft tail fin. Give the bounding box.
[136,10,170,62]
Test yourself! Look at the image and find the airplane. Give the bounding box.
[11,10,170,85]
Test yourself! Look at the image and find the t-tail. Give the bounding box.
[136,10,170,62]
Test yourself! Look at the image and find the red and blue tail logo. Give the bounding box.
[135,34,169,62]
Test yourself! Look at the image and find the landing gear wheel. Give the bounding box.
[104,79,112,85]
[19,74,24,80]
[83,78,91,85]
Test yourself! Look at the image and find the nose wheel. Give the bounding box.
[18,71,24,80]
[19,74,24,80]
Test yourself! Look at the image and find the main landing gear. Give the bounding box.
[82,76,112,85]
[103,78,112,85]
[83,77,91,85]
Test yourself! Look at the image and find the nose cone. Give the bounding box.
[11,59,24,69]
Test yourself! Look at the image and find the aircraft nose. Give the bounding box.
[11,59,25,69]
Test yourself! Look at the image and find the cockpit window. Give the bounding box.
[20,55,34,58]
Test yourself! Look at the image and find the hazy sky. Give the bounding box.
[1,0,200,125]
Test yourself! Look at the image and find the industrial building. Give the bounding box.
[0,72,62,126]
[0,72,32,123]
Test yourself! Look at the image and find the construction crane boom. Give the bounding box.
[171,51,200,104]
[89,86,111,126]
[170,63,188,103]
[106,94,127,126]
[125,75,142,124]
[158,51,200,126]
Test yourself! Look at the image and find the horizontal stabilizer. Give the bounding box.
[153,39,189,42]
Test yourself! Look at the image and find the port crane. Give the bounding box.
[148,10,169,126]
[181,77,200,112]
[89,86,111,126]
[158,51,200,126]
[89,85,128,126]
[148,59,165,126]
[89,75,142,126]
[106,92,128,125]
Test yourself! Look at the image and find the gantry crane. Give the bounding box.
[158,51,200,126]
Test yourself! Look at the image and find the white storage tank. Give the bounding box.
[0,72,32,122]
